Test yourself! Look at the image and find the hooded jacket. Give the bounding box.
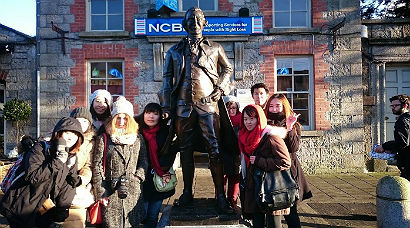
[0,117,83,227]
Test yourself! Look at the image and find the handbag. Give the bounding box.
[153,167,177,192]
[88,133,107,225]
[88,200,102,225]
[253,167,299,213]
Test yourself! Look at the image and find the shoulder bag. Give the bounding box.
[253,167,299,213]
[153,167,177,192]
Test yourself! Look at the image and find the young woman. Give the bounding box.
[265,94,313,228]
[0,117,84,228]
[239,104,291,228]
[63,107,96,228]
[136,103,178,228]
[223,97,241,208]
[92,96,148,228]
[89,89,113,131]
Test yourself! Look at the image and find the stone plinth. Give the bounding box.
[169,198,240,226]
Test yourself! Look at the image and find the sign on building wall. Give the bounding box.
[135,17,263,36]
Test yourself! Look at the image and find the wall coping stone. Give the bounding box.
[301,130,325,137]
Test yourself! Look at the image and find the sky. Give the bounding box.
[0,0,36,36]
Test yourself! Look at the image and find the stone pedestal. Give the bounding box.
[169,198,240,226]
[377,176,410,228]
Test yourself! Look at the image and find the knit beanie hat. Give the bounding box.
[112,96,134,118]
[89,89,113,109]
[70,107,92,124]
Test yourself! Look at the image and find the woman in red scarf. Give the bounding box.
[136,103,178,228]
[222,97,242,208]
[238,104,291,228]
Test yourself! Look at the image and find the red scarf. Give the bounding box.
[229,111,242,128]
[142,125,165,176]
[238,105,267,167]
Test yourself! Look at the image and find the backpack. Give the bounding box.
[0,136,48,193]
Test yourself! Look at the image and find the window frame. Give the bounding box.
[272,0,311,28]
[87,59,125,106]
[87,0,125,31]
[178,0,219,12]
[274,56,314,130]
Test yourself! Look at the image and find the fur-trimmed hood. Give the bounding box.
[261,125,287,139]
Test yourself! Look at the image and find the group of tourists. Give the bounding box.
[0,82,314,228]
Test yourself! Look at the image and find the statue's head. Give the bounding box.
[182,7,207,37]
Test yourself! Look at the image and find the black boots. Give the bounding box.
[174,189,194,206]
[210,160,234,214]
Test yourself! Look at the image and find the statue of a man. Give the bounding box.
[158,7,233,213]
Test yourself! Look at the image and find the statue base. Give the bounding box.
[169,198,240,226]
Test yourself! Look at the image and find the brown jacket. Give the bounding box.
[243,126,291,215]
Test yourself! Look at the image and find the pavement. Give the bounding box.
[158,167,398,228]
[0,164,399,228]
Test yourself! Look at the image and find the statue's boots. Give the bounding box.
[174,160,194,207]
[210,160,235,214]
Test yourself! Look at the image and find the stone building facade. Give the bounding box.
[0,24,36,156]
[362,19,410,171]
[35,0,364,174]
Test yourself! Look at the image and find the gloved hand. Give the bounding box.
[66,173,82,187]
[162,108,171,120]
[56,138,68,163]
[210,87,223,102]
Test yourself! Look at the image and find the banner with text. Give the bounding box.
[135,17,263,36]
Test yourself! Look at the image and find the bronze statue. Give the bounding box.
[158,7,233,213]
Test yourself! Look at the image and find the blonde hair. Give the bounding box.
[106,113,139,135]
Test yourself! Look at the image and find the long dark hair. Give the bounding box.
[135,103,166,131]
[90,98,111,121]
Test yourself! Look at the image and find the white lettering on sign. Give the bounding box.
[149,23,184,33]
[172,23,183,32]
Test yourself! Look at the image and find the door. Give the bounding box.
[384,66,410,141]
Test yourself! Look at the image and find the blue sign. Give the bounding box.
[155,0,177,12]
[135,17,263,36]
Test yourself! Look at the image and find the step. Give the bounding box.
[169,198,240,226]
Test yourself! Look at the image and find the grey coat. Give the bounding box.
[92,133,148,228]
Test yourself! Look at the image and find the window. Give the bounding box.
[91,0,123,31]
[89,60,124,101]
[275,57,313,129]
[179,0,218,11]
[273,0,310,28]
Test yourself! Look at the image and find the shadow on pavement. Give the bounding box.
[299,213,376,221]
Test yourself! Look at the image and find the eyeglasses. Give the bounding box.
[390,104,401,108]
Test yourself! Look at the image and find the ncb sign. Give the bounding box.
[135,17,263,36]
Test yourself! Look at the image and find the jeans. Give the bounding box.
[143,199,163,228]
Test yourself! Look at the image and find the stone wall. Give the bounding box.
[37,0,365,174]
[0,25,36,154]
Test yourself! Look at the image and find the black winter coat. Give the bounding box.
[382,112,410,180]
[0,142,78,228]
[141,125,178,201]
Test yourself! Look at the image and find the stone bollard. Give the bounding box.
[377,176,410,228]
